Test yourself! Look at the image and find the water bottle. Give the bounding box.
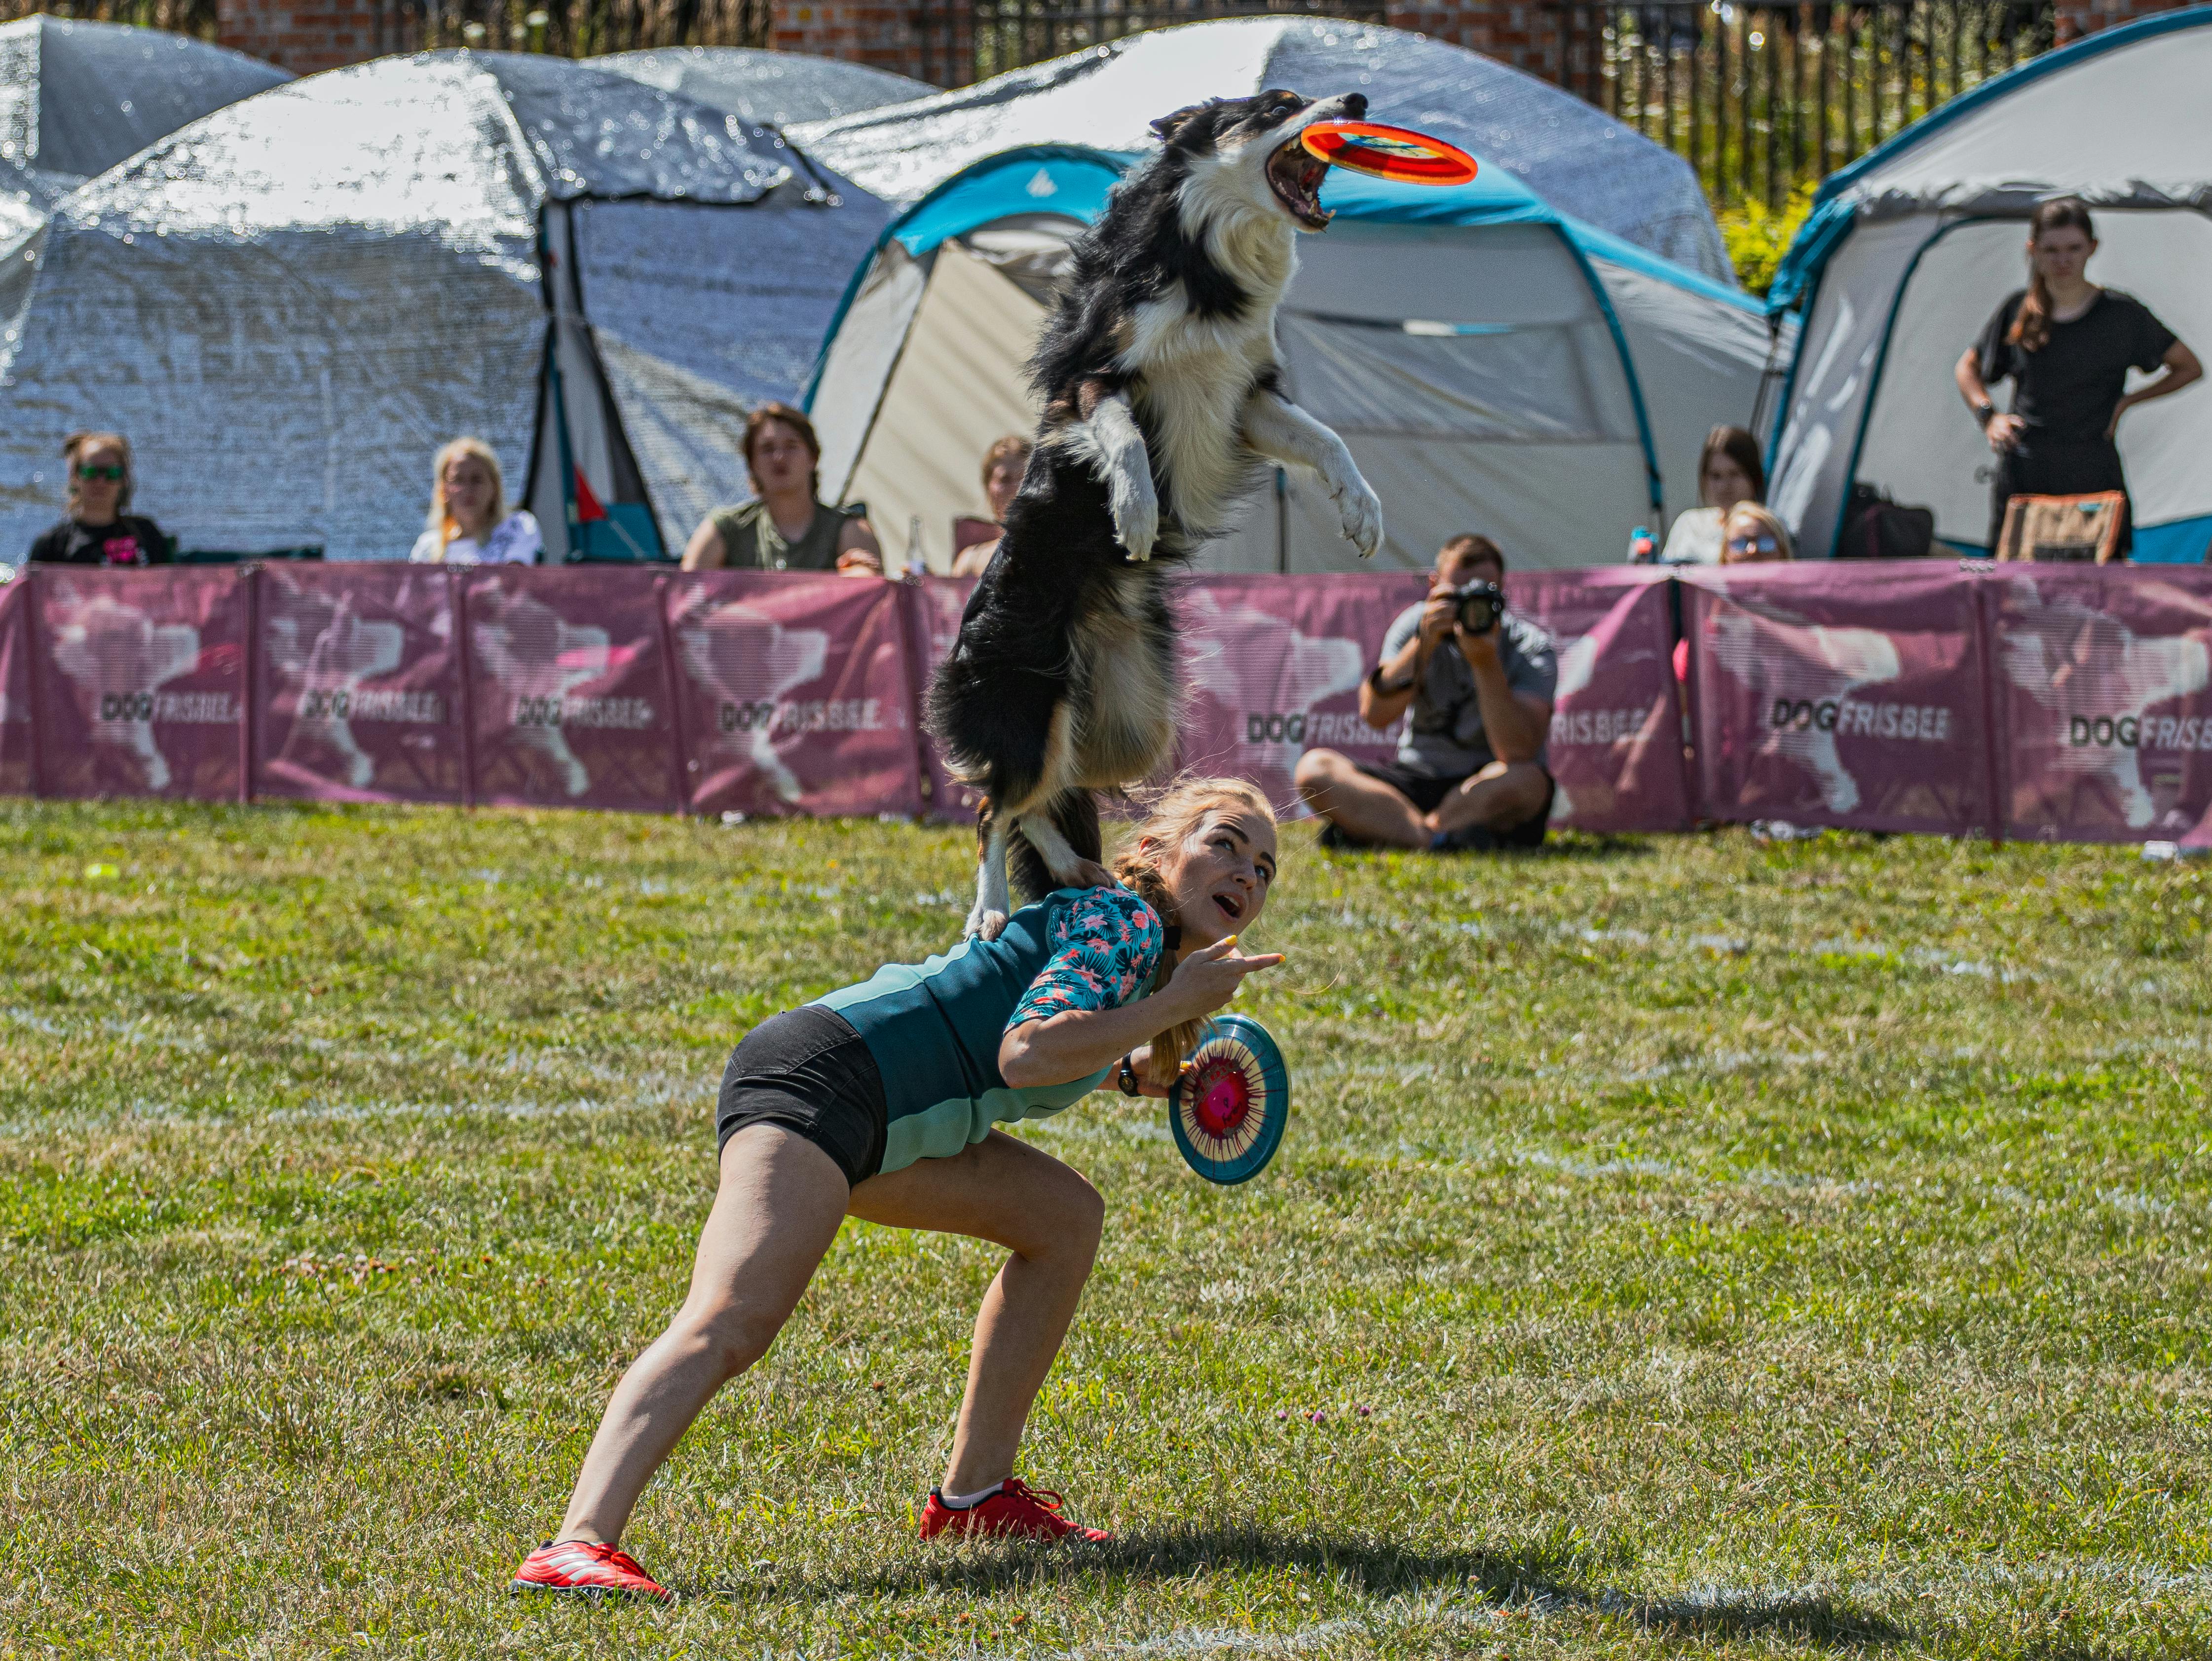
[1627,525,1656,564]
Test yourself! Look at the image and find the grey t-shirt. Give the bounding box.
[1381,600,1558,778]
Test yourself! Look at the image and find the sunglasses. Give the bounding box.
[1727,534,1778,555]
[76,463,124,482]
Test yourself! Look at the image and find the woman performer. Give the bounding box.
[512,779,1284,1598]
[1955,197,2201,558]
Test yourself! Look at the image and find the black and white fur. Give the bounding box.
[928,89,1384,938]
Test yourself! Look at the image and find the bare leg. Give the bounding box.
[1426,758,1551,837]
[555,1125,850,1545]
[848,1131,1104,1495]
[1293,748,1428,849]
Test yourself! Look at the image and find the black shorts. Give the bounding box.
[714,1005,887,1188]
[1353,758,1554,848]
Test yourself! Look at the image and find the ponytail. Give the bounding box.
[2009,197,2096,354]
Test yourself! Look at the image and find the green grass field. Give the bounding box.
[2,801,2209,1658]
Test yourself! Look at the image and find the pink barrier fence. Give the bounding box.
[1683,563,1994,837]
[4,559,2209,848]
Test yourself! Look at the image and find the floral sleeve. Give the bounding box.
[1006,887,1164,1030]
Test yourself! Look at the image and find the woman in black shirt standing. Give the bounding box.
[1954,197,2202,557]
[27,431,171,567]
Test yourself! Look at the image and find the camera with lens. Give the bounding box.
[1451,580,1505,636]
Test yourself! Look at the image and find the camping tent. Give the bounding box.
[595,45,933,127]
[788,17,1732,284]
[0,50,890,566]
[0,16,290,207]
[806,146,1773,573]
[1766,4,2212,562]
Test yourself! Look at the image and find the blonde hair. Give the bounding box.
[1111,777,1278,1090]
[425,437,508,557]
[1722,501,1795,564]
[64,430,133,514]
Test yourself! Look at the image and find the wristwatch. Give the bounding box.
[1117,1055,1141,1096]
[1974,400,1997,427]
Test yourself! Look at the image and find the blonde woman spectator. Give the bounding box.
[1652,425,1764,564]
[684,403,881,576]
[1720,502,1794,564]
[950,434,1033,578]
[409,438,542,565]
[29,431,170,566]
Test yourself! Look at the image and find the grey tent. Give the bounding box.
[0,50,890,565]
[0,16,289,207]
[1767,5,2212,561]
[595,45,933,127]
[790,16,1732,282]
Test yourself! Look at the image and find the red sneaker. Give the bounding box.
[511,1539,672,1600]
[920,1478,1110,1543]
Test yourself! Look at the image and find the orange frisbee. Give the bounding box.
[1300,120,1477,186]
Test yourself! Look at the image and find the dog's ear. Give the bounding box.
[1149,102,1215,146]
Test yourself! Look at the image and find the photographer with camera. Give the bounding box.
[1295,534,1556,852]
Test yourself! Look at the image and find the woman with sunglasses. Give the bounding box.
[28,432,171,567]
[1719,503,1794,565]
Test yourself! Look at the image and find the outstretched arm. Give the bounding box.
[1239,387,1383,558]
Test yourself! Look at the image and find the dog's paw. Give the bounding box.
[1115,497,1159,563]
[967,907,1011,942]
[1336,477,1384,559]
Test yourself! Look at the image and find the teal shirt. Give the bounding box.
[813,886,1164,1175]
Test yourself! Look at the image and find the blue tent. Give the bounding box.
[1765,5,2212,561]
[807,146,1773,573]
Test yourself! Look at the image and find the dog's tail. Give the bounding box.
[993,788,1103,906]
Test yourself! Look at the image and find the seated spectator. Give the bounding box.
[29,431,170,566]
[683,402,882,576]
[950,434,1033,577]
[409,438,541,564]
[1295,533,1557,852]
[1652,425,1764,564]
[1721,501,1794,564]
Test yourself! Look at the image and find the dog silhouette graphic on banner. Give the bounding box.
[470,591,622,798]
[1182,589,1371,805]
[1998,586,2212,831]
[677,601,830,806]
[49,591,202,792]
[265,597,407,789]
[1705,605,1905,815]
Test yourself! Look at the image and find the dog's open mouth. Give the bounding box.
[1267,138,1334,229]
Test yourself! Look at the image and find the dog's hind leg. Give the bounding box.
[1240,386,1383,558]
[1016,791,1115,894]
[1064,386,1159,562]
[969,799,1016,942]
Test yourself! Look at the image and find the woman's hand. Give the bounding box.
[2104,395,2136,442]
[1986,412,2025,453]
[1161,936,1284,1025]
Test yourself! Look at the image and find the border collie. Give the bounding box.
[928,88,1384,938]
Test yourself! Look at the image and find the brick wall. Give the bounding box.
[217,0,394,75]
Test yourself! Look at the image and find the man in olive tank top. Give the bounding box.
[681,402,884,574]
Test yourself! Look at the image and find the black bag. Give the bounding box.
[1838,483,1935,560]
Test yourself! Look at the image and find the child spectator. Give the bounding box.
[683,403,882,576]
[1653,425,1764,564]
[950,434,1033,577]
[409,438,541,564]
[28,431,170,566]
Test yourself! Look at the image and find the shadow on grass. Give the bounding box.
[710,1525,1903,1648]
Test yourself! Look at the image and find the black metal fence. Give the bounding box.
[2,0,219,35]
[1552,0,2058,210]
[910,0,1387,90]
